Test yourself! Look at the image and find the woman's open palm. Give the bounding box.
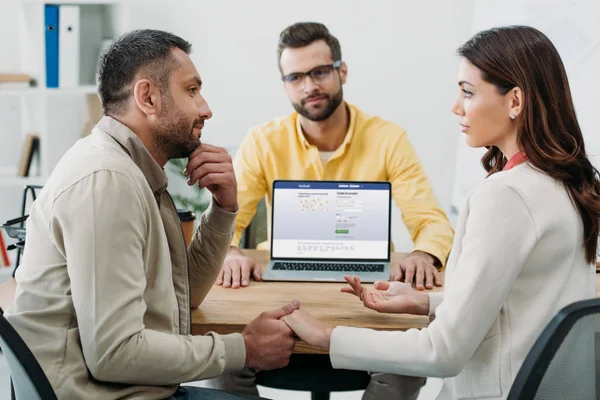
[341,275,425,315]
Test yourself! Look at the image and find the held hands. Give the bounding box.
[271,275,434,352]
[281,309,333,350]
[184,144,238,212]
[391,250,443,290]
[234,253,439,359]
[217,247,262,288]
[242,300,299,370]
[279,276,431,350]
[341,275,430,315]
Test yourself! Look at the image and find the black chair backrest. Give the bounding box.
[241,198,267,249]
[508,298,600,400]
[0,313,57,400]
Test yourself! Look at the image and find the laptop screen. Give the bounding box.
[271,181,391,261]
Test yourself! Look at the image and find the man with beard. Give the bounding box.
[211,22,454,400]
[4,29,299,400]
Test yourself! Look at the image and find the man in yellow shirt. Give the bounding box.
[210,22,454,400]
[220,22,453,291]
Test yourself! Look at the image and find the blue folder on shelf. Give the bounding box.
[44,5,59,88]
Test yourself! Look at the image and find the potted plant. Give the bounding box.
[165,159,211,216]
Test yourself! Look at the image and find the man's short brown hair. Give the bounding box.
[277,22,342,72]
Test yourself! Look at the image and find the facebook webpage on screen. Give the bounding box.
[271,182,390,259]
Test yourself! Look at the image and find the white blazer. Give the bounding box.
[329,163,595,399]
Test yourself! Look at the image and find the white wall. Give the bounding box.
[0,1,24,169]
[1,0,475,252]
[451,0,600,216]
[123,0,475,250]
[0,2,21,73]
[2,0,597,257]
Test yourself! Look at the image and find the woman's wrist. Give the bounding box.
[323,326,334,349]
[411,293,431,315]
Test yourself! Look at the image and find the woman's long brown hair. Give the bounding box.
[458,25,600,264]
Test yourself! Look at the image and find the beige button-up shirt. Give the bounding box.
[6,116,246,399]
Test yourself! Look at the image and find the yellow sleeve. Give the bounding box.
[386,129,454,267]
[231,130,268,248]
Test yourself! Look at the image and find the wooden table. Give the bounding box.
[192,252,600,354]
[191,250,441,354]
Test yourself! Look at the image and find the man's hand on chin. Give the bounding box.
[184,144,238,212]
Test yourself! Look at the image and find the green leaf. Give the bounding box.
[166,158,211,215]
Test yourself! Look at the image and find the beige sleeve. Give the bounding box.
[53,170,245,385]
[188,201,237,308]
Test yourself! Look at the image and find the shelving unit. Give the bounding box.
[45,85,99,95]
[0,173,46,188]
[0,85,98,96]
[0,0,129,252]
[0,87,39,97]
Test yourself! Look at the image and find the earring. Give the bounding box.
[509,112,516,120]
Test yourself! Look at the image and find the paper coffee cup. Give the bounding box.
[177,209,196,247]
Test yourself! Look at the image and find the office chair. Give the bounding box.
[0,312,57,400]
[256,354,370,400]
[1,185,44,277]
[240,198,268,249]
[508,297,600,400]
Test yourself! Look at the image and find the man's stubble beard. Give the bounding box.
[293,86,344,122]
[152,94,201,161]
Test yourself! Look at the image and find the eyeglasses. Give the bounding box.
[281,60,342,90]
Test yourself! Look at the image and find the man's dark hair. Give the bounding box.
[97,29,192,115]
[277,22,342,72]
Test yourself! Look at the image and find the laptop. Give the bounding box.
[261,180,392,282]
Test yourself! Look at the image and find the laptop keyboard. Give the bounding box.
[272,262,384,273]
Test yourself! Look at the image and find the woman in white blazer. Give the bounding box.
[281,25,600,399]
